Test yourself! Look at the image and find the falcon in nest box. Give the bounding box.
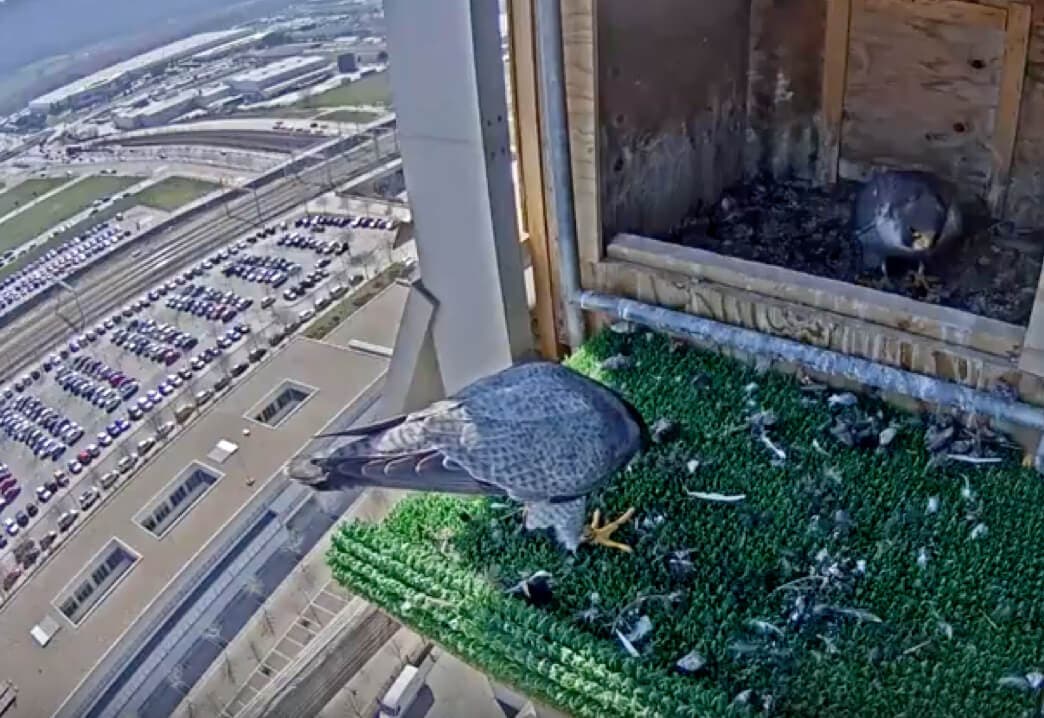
[852,169,963,290]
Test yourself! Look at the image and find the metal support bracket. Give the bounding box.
[377,278,446,417]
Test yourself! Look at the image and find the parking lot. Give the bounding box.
[0,209,404,583]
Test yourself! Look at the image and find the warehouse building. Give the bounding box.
[113,90,199,130]
[28,30,251,115]
[227,56,331,99]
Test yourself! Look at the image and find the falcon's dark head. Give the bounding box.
[896,190,947,252]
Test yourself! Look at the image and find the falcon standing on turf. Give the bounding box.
[286,361,649,552]
[852,169,963,290]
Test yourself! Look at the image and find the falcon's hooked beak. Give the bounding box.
[911,229,935,251]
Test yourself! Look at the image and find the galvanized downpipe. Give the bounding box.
[531,1,1044,454]
[535,0,586,350]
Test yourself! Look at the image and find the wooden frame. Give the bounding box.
[818,0,1032,212]
[523,0,1044,405]
[508,0,562,359]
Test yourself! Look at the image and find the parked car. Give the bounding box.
[78,487,100,510]
[39,530,58,551]
[137,437,156,455]
[116,454,138,474]
[98,471,119,490]
[195,389,213,405]
[174,404,195,424]
[58,510,79,532]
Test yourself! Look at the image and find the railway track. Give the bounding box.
[0,136,399,379]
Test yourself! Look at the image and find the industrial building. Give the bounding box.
[113,91,199,130]
[112,83,236,130]
[28,30,251,115]
[227,56,331,99]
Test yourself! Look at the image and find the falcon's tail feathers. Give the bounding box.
[287,446,505,499]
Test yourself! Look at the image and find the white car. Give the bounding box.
[116,454,138,474]
[3,517,18,536]
[34,485,52,503]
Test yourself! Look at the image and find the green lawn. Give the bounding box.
[0,178,69,221]
[134,176,219,212]
[329,330,1044,717]
[315,109,382,124]
[0,175,139,254]
[0,175,215,281]
[298,71,392,109]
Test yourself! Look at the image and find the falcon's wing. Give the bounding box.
[309,363,637,501]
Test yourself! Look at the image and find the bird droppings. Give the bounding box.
[650,417,678,444]
[328,330,1044,718]
[506,570,554,608]
[600,353,634,371]
[827,392,858,409]
[609,320,638,335]
[664,177,1041,324]
[675,649,708,676]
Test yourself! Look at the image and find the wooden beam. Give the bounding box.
[560,0,601,282]
[508,0,562,359]
[860,0,1007,28]
[608,232,1025,360]
[988,1,1032,215]
[819,0,853,185]
[1019,246,1044,377]
[590,257,1024,393]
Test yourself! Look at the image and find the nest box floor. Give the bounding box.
[665,179,1043,326]
[327,330,1044,718]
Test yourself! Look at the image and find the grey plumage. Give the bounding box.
[852,169,963,273]
[286,361,648,551]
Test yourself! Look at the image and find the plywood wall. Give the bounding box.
[745,0,827,180]
[596,0,1044,233]
[597,0,751,237]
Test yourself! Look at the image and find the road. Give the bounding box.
[0,131,399,381]
[96,130,324,155]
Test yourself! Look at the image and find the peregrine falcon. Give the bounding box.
[852,169,963,288]
[286,361,649,552]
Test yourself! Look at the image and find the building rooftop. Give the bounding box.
[30,30,250,108]
[229,56,330,86]
[0,285,408,717]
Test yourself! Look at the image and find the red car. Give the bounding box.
[76,449,93,465]
[0,477,16,493]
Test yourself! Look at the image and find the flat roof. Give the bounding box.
[324,281,409,352]
[31,30,249,107]
[0,285,407,717]
[229,56,330,84]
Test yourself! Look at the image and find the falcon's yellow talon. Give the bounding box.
[1022,453,1034,469]
[583,506,636,553]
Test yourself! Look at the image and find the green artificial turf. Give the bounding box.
[328,330,1044,717]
